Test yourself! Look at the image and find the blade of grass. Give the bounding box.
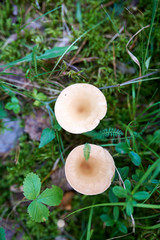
[86,207,93,240]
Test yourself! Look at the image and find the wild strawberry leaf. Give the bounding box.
[28,200,49,222]
[23,173,41,200]
[37,185,63,206]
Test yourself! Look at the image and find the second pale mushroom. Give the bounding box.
[65,144,115,195]
[54,83,107,134]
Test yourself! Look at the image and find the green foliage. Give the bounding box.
[23,173,41,200]
[37,185,63,206]
[115,142,141,166]
[32,89,47,106]
[129,151,141,166]
[5,96,20,114]
[28,200,49,222]
[0,101,7,119]
[83,143,91,161]
[23,172,63,222]
[84,128,123,141]
[0,227,6,240]
[39,128,55,148]
[1,45,77,68]
[100,207,127,234]
[115,142,130,154]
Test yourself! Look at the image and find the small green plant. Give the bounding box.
[32,89,47,106]
[100,206,128,234]
[23,173,63,222]
[115,141,141,166]
[113,179,150,216]
[5,96,20,114]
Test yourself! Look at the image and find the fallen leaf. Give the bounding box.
[59,191,75,210]
[24,110,50,141]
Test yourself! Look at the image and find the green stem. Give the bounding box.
[65,202,160,219]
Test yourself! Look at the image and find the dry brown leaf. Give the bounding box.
[59,191,75,210]
[126,25,150,77]
[24,110,50,141]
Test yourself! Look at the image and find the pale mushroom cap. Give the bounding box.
[65,144,115,195]
[54,83,107,134]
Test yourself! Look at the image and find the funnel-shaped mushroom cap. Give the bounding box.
[55,83,107,134]
[65,144,115,195]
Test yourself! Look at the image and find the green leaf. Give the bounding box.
[13,104,20,114]
[28,200,49,222]
[37,185,63,206]
[126,200,134,216]
[115,142,130,154]
[145,56,151,70]
[23,173,41,200]
[100,214,114,226]
[11,96,19,103]
[0,227,6,240]
[0,102,8,119]
[109,187,118,203]
[113,186,127,198]
[117,222,128,234]
[113,206,119,222]
[124,179,131,192]
[39,128,55,148]
[133,191,150,200]
[83,143,91,161]
[129,151,141,166]
[115,167,129,181]
[0,46,77,68]
[76,1,82,26]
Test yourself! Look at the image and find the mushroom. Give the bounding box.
[65,144,115,195]
[54,83,107,134]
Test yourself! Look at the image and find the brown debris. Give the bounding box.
[51,166,73,192]
[24,110,50,141]
[59,191,75,210]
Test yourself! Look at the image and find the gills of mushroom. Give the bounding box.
[54,83,107,134]
[65,144,115,195]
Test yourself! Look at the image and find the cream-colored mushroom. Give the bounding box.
[65,144,115,195]
[54,83,107,134]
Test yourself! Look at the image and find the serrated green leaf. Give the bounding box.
[129,151,141,166]
[133,191,150,200]
[23,173,41,200]
[0,227,6,240]
[28,200,49,222]
[126,200,134,216]
[83,143,91,161]
[113,206,119,222]
[115,142,130,154]
[113,186,127,198]
[39,128,55,148]
[124,179,131,192]
[37,185,63,206]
